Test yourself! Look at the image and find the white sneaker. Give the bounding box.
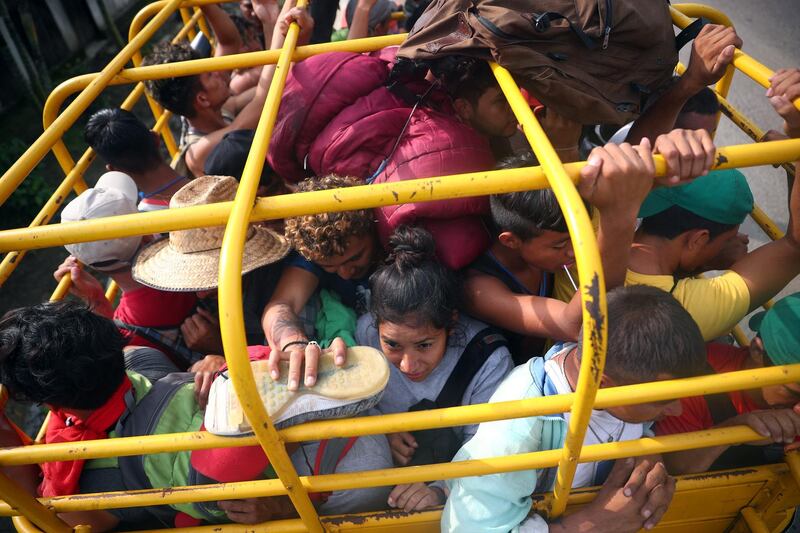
[204,346,390,436]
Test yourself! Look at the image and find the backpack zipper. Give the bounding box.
[602,0,612,49]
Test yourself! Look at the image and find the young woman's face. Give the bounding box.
[378,321,449,382]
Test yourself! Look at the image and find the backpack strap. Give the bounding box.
[674,17,710,52]
[310,437,359,503]
[468,2,601,50]
[116,373,195,524]
[114,319,203,368]
[435,327,508,408]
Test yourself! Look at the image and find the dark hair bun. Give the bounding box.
[387,225,436,271]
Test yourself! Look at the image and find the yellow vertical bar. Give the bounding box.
[786,451,800,489]
[0,471,71,533]
[751,204,786,241]
[491,63,607,518]
[179,7,199,41]
[195,6,213,46]
[105,280,120,303]
[216,2,322,530]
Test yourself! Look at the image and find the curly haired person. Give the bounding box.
[263,174,383,392]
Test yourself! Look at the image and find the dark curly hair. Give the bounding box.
[284,175,374,261]
[429,55,496,106]
[142,42,202,118]
[0,301,126,410]
[369,225,461,330]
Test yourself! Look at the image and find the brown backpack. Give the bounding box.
[395,0,679,125]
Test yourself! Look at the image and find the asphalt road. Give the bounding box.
[682,0,800,334]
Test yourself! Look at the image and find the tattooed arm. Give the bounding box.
[262,266,320,351]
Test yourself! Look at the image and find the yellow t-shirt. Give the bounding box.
[625,269,751,341]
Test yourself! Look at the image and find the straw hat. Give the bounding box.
[132,175,289,292]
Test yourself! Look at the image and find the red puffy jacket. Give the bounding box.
[268,49,495,269]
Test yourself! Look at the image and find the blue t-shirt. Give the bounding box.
[285,251,371,314]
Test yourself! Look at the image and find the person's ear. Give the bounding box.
[685,229,711,253]
[195,89,211,110]
[452,97,474,123]
[599,373,616,389]
[150,131,162,150]
[105,163,114,171]
[498,231,522,249]
[749,336,767,366]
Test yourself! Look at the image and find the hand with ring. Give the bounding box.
[268,337,348,391]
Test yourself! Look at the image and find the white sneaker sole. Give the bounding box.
[204,346,389,436]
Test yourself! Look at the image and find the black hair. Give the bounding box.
[0,301,126,410]
[369,225,461,330]
[142,42,203,118]
[639,205,737,240]
[489,152,568,240]
[84,108,162,174]
[590,285,706,383]
[679,86,720,116]
[429,55,497,105]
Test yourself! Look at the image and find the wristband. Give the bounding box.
[281,340,309,351]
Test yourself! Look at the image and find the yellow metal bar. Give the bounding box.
[4,138,798,254]
[671,4,800,112]
[105,280,119,302]
[179,7,199,41]
[490,62,617,517]
[0,0,186,208]
[676,61,796,176]
[19,14,197,293]
[751,204,786,241]
[785,451,800,490]
[34,413,49,444]
[0,147,95,289]
[128,4,206,159]
[732,325,750,347]
[2,362,797,466]
[194,6,213,44]
[43,34,407,114]
[741,507,771,533]
[216,1,322,529]
[50,272,72,302]
[0,470,71,532]
[0,426,771,516]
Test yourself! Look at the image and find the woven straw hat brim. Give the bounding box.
[132,227,290,292]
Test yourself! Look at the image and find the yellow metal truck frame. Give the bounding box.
[0,2,799,531]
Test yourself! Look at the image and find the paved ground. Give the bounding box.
[679,0,800,334]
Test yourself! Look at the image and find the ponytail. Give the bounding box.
[369,226,461,330]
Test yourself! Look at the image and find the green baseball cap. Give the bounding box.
[639,169,754,225]
[749,292,800,366]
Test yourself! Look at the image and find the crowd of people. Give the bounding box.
[1,0,800,530]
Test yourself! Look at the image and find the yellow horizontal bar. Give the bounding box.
[43,34,406,124]
[0,426,769,516]
[2,139,799,254]
[2,362,798,467]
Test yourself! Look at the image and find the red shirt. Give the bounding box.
[114,286,197,351]
[656,343,760,436]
